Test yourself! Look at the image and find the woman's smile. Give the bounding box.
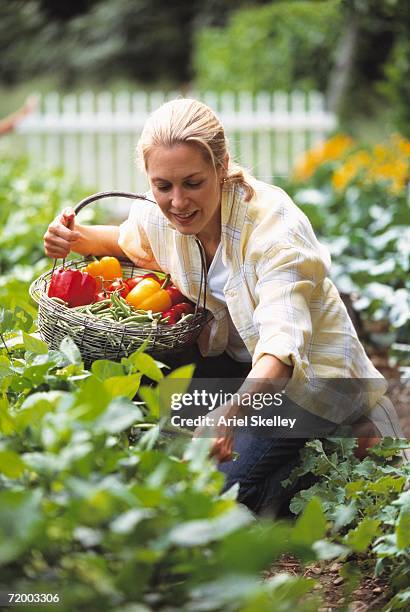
[171,209,199,224]
[146,142,225,243]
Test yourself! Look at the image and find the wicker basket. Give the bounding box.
[29,191,211,366]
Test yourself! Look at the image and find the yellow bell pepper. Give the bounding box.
[83,257,123,285]
[125,277,172,313]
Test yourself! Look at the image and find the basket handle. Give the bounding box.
[70,190,208,314]
[50,190,155,273]
[74,190,156,215]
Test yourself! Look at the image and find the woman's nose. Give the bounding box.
[170,188,187,209]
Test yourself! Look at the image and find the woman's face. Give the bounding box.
[146,143,225,240]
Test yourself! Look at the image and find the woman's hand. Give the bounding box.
[43,207,80,259]
[194,403,236,463]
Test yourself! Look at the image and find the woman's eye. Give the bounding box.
[156,184,171,192]
[185,181,202,189]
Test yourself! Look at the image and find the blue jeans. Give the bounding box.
[218,436,311,517]
[162,347,322,517]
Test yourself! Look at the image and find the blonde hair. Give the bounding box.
[137,98,255,201]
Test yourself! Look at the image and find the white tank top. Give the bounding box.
[207,244,252,363]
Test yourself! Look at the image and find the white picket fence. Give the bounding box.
[17,90,336,203]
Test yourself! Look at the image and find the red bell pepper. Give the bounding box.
[161,302,195,325]
[48,268,97,307]
[166,284,185,305]
[94,290,109,302]
[125,275,144,291]
[142,272,161,282]
[106,278,130,298]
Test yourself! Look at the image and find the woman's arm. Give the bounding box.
[44,207,126,259]
[70,224,125,257]
[200,354,293,463]
[245,353,292,384]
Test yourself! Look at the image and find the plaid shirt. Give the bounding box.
[118,177,386,421]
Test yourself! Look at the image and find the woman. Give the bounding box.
[44,98,404,516]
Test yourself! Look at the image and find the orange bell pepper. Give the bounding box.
[125,277,172,313]
[83,256,123,290]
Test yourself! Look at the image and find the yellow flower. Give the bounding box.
[391,134,410,157]
[331,150,371,191]
[294,132,409,195]
[293,134,354,181]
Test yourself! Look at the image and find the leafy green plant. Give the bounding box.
[0,156,96,314]
[0,314,328,611]
[194,1,341,92]
[282,438,410,609]
[283,134,410,352]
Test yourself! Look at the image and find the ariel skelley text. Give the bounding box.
[170,414,297,429]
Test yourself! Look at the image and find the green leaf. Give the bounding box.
[292,497,326,547]
[367,475,406,496]
[132,337,150,356]
[344,518,381,553]
[14,307,33,332]
[59,336,82,365]
[126,352,164,382]
[139,363,195,420]
[157,364,196,418]
[72,376,111,421]
[22,361,53,386]
[0,396,14,435]
[104,374,142,399]
[217,523,290,574]
[386,588,410,610]
[0,308,16,334]
[95,397,143,434]
[92,359,125,381]
[312,539,349,560]
[0,490,43,563]
[166,363,196,381]
[138,385,160,420]
[168,506,253,546]
[22,331,48,354]
[0,450,26,478]
[110,508,152,534]
[332,503,357,532]
[394,490,410,549]
[15,391,62,431]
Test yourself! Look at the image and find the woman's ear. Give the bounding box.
[219,153,229,184]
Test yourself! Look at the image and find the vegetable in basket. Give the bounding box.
[48,268,97,307]
[106,278,130,298]
[166,284,185,305]
[162,302,195,324]
[125,276,172,313]
[83,256,123,284]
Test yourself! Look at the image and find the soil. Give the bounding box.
[268,555,391,611]
[265,352,407,611]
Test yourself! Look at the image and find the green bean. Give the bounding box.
[49,297,68,306]
[121,314,153,324]
[96,311,116,320]
[176,313,195,325]
[89,299,111,310]
[89,302,111,314]
[111,292,133,317]
[113,307,125,318]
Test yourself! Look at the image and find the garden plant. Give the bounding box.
[0,154,409,610]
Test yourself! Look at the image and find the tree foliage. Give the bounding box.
[194,1,342,92]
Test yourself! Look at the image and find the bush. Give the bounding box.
[284,134,410,349]
[193,0,341,92]
[379,36,410,138]
[0,156,95,313]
